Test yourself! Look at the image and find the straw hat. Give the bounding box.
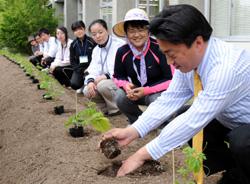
[113,8,149,37]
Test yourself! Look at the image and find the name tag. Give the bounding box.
[79,56,88,64]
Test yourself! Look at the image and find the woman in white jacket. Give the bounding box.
[84,19,125,116]
[50,26,73,87]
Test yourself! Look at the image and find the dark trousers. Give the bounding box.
[52,66,73,87]
[70,70,85,90]
[115,88,162,123]
[29,55,43,67]
[42,57,55,68]
[194,119,250,183]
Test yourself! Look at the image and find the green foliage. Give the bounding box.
[65,102,111,133]
[176,146,206,184]
[36,70,64,99]
[0,0,58,53]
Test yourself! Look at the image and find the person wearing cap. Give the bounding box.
[29,33,44,66]
[112,8,173,124]
[84,19,125,116]
[69,20,96,91]
[101,4,250,183]
[28,35,39,54]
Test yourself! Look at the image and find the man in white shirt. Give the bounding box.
[39,28,58,68]
[102,4,250,184]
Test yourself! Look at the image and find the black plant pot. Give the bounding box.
[42,94,52,100]
[32,78,39,84]
[54,105,64,115]
[69,126,84,138]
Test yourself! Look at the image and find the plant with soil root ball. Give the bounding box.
[175,146,206,184]
[100,138,121,159]
[65,102,111,138]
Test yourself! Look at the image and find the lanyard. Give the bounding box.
[132,59,146,86]
[77,40,87,56]
[100,37,112,73]
[128,38,149,86]
[61,44,66,61]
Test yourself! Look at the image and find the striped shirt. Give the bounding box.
[132,37,250,160]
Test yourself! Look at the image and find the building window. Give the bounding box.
[136,0,160,20]
[210,0,250,40]
[77,0,83,20]
[100,0,113,30]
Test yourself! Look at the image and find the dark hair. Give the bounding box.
[38,28,50,36]
[71,20,86,31]
[88,19,108,33]
[149,4,213,47]
[124,20,149,34]
[57,26,69,45]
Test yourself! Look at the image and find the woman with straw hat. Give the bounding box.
[113,8,174,124]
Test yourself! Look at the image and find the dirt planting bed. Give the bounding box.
[0,56,221,184]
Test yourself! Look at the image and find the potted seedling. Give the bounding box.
[42,92,53,100]
[54,105,65,115]
[38,80,48,90]
[65,102,111,138]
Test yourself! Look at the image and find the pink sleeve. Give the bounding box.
[113,78,129,91]
[144,65,175,95]
[143,80,171,95]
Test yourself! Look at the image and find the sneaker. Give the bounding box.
[217,169,242,184]
[104,111,121,117]
[41,67,49,73]
[76,88,83,94]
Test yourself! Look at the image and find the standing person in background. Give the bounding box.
[101,5,250,184]
[84,19,125,116]
[70,20,96,91]
[113,8,173,124]
[50,26,73,87]
[39,28,58,68]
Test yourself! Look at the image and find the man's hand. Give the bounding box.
[49,65,56,73]
[41,58,46,66]
[87,82,97,98]
[117,146,152,176]
[101,126,139,147]
[34,51,43,56]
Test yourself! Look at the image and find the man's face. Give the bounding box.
[40,33,50,42]
[157,36,205,73]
